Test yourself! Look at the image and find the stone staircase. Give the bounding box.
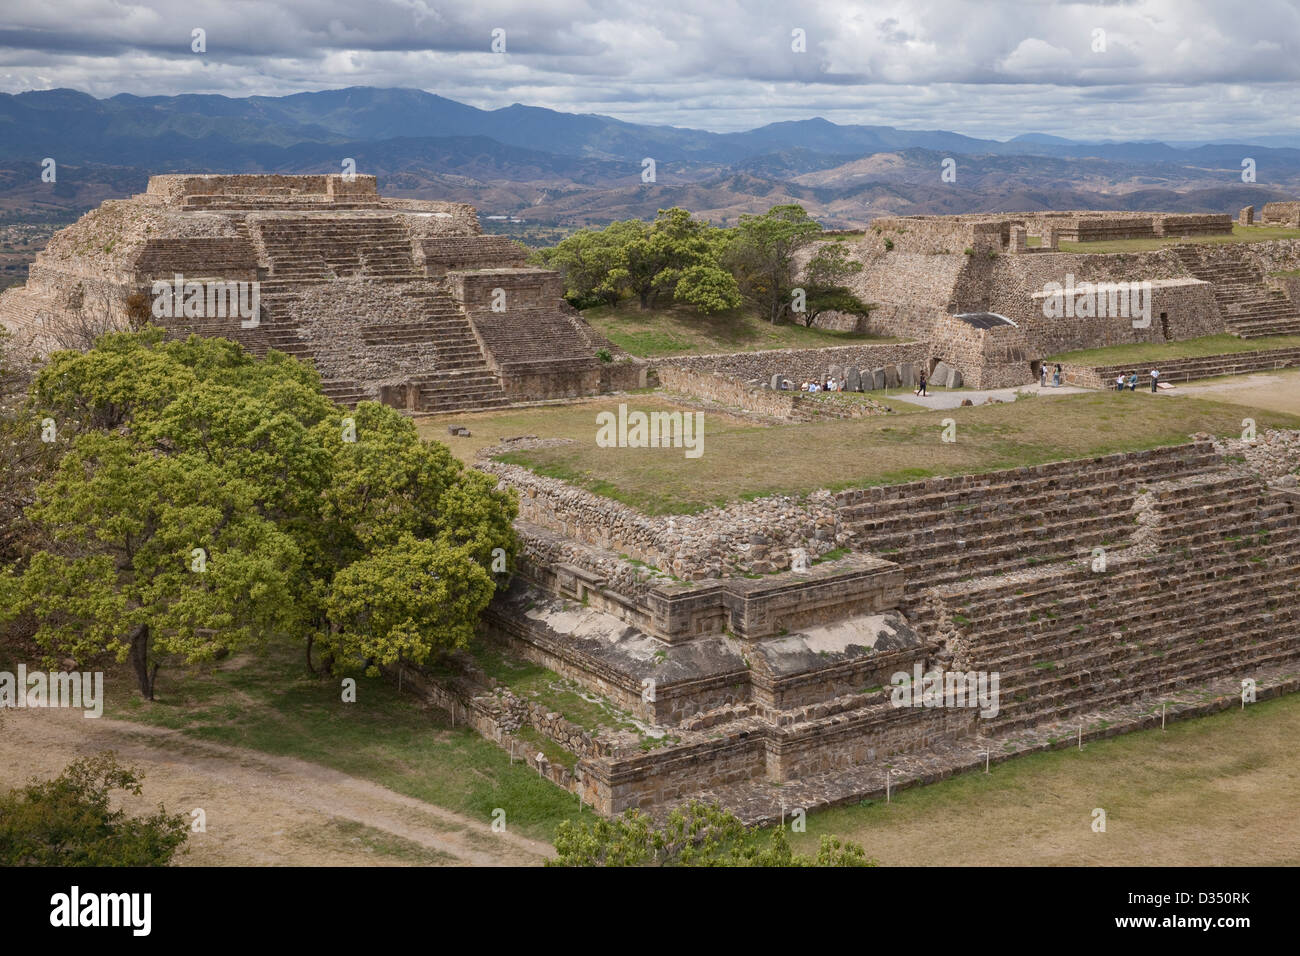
[839,443,1223,617]
[1173,245,1300,337]
[1069,346,1300,387]
[238,217,508,412]
[252,215,418,280]
[945,471,1300,730]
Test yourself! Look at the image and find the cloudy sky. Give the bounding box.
[1,0,1298,141]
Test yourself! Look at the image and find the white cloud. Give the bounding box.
[0,0,1297,140]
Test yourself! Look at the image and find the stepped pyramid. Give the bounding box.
[0,174,642,412]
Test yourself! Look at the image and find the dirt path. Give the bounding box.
[0,709,554,867]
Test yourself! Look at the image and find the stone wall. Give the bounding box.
[659,342,930,384]
[656,365,889,421]
[1260,202,1300,227]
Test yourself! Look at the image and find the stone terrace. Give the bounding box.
[0,174,631,414]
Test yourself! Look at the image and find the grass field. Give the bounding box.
[1058,223,1300,254]
[791,693,1300,866]
[1045,333,1300,367]
[581,301,899,357]
[443,389,1300,515]
[96,643,586,841]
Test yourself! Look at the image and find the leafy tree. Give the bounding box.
[0,752,188,866]
[674,263,742,313]
[538,220,647,307]
[5,431,303,698]
[2,331,518,696]
[541,208,738,313]
[549,800,876,867]
[325,534,496,676]
[723,204,824,323]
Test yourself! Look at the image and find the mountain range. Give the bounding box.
[1,86,1297,230]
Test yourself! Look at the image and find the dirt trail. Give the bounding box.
[0,709,553,867]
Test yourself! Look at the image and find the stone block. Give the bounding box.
[871,368,886,390]
[949,369,963,388]
[884,364,901,388]
[900,362,915,387]
[931,362,953,387]
[845,366,862,391]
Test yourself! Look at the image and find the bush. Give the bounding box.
[0,753,189,866]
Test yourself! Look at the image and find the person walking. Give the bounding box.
[1040,364,1047,388]
[1053,363,1063,387]
[917,371,928,397]
[1150,368,1160,392]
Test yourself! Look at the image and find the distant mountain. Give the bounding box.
[1,86,1297,229]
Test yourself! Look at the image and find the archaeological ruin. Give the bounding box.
[0,174,644,410]
[6,177,1300,821]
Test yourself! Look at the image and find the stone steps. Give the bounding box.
[1172,245,1300,337]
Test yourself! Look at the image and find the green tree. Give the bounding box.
[793,245,874,328]
[723,204,824,323]
[549,800,876,867]
[541,209,739,313]
[0,752,188,866]
[2,330,518,695]
[6,431,304,697]
[325,534,496,676]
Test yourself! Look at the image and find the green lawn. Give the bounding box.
[102,642,585,840]
[488,390,1300,514]
[791,693,1300,866]
[1045,333,1300,367]
[582,301,900,357]
[1058,223,1300,254]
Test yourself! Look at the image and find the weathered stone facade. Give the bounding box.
[467,434,1300,817]
[0,174,641,411]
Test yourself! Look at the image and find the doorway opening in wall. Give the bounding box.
[1029,360,1042,381]
[1159,312,1170,339]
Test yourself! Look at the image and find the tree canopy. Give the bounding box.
[549,800,876,867]
[0,752,189,866]
[0,329,518,698]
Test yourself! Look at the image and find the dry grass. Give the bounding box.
[582,301,900,357]
[1172,367,1300,416]
[425,390,1300,515]
[1058,224,1300,254]
[791,694,1300,866]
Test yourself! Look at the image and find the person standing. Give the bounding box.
[1040,364,1047,388]
[1116,373,1126,392]
[918,371,928,397]
[1150,368,1160,392]
[1053,363,1063,387]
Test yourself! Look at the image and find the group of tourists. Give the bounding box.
[799,377,846,392]
[1116,369,1162,392]
[1039,363,1064,388]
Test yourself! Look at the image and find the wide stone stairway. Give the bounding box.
[1173,245,1300,337]
[239,214,509,412]
[840,442,1223,620]
[936,470,1300,730]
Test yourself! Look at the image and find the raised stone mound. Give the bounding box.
[0,174,642,413]
[429,436,1300,818]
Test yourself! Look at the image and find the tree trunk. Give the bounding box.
[128,623,156,699]
[305,632,318,675]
